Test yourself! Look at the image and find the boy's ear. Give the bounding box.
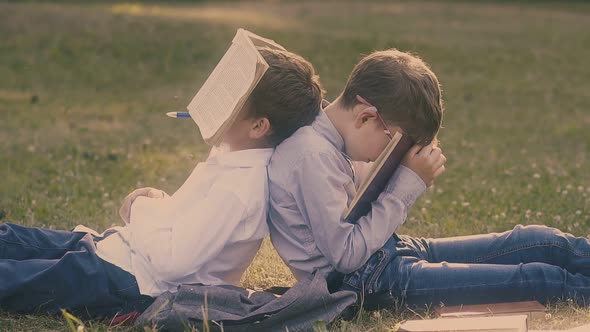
[248,117,271,140]
[353,105,378,129]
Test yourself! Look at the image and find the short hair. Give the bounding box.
[246,47,324,146]
[341,49,443,144]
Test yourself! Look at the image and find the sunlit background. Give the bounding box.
[0,1,589,330]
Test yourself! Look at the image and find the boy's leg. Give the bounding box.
[0,223,86,260]
[376,256,590,308]
[417,224,590,276]
[0,232,151,318]
[341,230,590,310]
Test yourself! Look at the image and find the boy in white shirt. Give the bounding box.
[0,47,324,318]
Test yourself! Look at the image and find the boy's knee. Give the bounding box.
[512,224,572,248]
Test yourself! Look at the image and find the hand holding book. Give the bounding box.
[343,135,446,223]
[401,140,446,187]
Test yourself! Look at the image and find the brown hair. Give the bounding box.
[341,49,443,144]
[246,47,324,146]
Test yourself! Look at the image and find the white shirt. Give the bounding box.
[80,147,273,297]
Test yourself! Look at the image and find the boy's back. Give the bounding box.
[268,111,355,279]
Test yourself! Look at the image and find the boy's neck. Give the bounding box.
[324,95,353,139]
[227,140,273,152]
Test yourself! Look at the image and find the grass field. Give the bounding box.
[1,0,589,330]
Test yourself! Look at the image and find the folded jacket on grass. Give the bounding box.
[135,271,357,332]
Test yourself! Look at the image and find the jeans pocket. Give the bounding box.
[342,248,390,294]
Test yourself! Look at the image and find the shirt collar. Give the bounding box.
[207,147,274,168]
[311,100,345,152]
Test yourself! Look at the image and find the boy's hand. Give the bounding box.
[401,142,446,187]
[118,187,169,224]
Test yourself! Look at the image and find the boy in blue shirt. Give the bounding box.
[268,49,590,310]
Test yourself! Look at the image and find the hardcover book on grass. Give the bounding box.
[343,131,414,222]
[398,314,528,332]
[435,301,547,320]
[187,28,285,145]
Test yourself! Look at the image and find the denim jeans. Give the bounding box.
[341,224,590,310]
[0,223,153,318]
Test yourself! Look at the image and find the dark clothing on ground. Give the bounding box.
[0,223,152,318]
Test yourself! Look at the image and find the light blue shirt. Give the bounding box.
[268,111,427,280]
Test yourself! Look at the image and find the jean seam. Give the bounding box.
[472,241,590,263]
[366,249,389,293]
[0,237,72,251]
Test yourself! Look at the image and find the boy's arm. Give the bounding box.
[119,187,170,224]
[292,151,426,274]
[131,182,250,281]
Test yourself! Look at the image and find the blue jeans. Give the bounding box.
[341,224,590,310]
[0,223,153,318]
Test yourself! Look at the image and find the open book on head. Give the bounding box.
[343,131,414,223]
[187,29,285,145]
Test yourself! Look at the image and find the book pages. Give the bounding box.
[245,30,286,51]
[186,28,287,145]
[187,30,260,142]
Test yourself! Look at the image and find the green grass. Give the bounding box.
[0,0,589,330]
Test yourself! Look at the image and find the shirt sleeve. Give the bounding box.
[291,151,426,274]
[131,182,249,281]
